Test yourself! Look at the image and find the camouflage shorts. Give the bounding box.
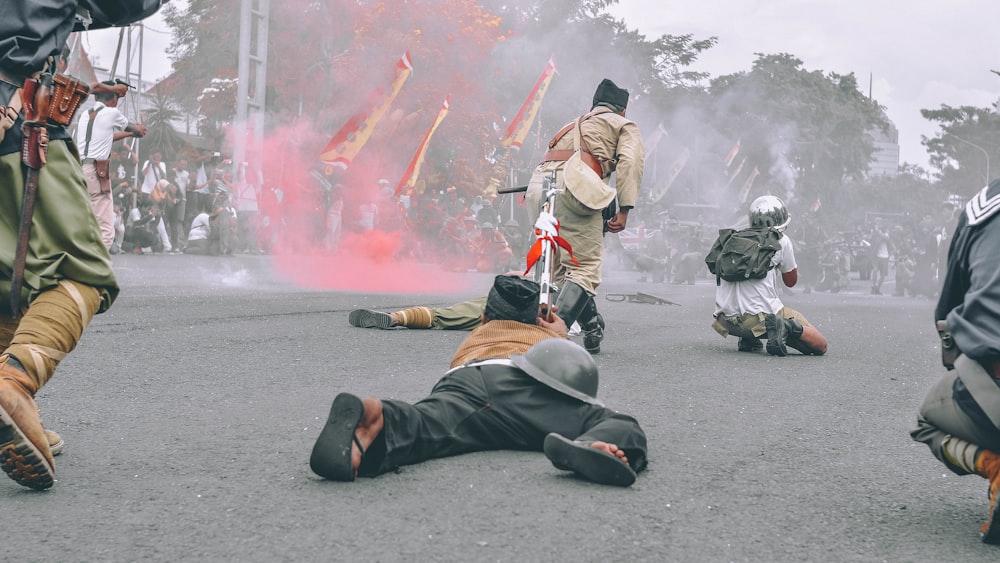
[712,307,811,339]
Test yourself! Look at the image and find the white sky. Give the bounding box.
[81,1,999,170]
[616,0,1000,169]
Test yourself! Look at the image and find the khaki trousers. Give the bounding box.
[82,163,114,249]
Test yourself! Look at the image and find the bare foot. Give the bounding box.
[590,441,628,465]
[351,397,385,476]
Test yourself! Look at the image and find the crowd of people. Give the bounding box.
[611,203,957,299]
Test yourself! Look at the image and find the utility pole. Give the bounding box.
[233,0,269,211]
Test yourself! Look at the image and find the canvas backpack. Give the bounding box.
[705,227,783,284]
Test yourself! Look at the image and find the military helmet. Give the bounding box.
[748,195,790,232]
[510,339,602,405]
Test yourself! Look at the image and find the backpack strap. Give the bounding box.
[541,107,618,177]
[83,105,104,159]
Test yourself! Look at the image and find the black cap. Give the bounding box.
[484,275,540,324]
[592,78,629,109]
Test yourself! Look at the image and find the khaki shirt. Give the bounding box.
[536,108,645,209]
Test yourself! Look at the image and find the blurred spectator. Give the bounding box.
[140,152,166,206]
[184,208,213,255]
[869,217,894,295]
[472,223,513,272]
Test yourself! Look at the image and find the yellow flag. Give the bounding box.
[501,57,557,150]
[320,52,413,167]
[395,97,450,196]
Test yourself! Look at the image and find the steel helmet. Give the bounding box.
[510,339,602,405]
[748,195,790,232]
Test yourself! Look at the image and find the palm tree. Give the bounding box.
[141,93,185,162]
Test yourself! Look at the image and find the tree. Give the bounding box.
[921,101,1000,197]
[696,53,888,215]
[141,93,186,162]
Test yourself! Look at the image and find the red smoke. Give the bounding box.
[239,119,474,294]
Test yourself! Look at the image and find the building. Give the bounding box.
[868,122,900,178]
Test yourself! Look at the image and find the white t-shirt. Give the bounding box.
[141,160,167,194]
[74,102,128,160]
[188,213,211,241]
[174,169,190,192]
[714,233,797,316]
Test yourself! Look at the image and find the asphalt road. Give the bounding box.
[2,253,997,562]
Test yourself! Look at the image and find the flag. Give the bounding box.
[320,51,414,167]
[726,156,747,187]
[395,96,450,197]
[738,166,760,203]
[501,57,557,150]
[650,147,690,202]
[724,138,741,170]
[645,122,670,156]
[65,33,97,85]
[810,198,822,212]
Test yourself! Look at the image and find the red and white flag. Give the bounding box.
[726,156,747,187]
[645,122,670,156]
[320,52,413,168]
[738,166,760,203]
[395,96,450,196]
[501,57,557,150]
[724,138,741,170]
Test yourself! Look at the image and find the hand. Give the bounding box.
[605,210,629,233]
[537,305,568,335]
[132,124,147,138]
[534,210,558,235]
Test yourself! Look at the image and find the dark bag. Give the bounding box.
[705,227,782,284]
[94,159,112,193]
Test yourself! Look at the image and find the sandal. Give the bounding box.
[310,393,365,481]
[543,433,636,487]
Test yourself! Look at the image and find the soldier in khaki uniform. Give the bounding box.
[0,0,161,491]
[526,79,644,354]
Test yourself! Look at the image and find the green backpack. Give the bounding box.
[705,227,782,285]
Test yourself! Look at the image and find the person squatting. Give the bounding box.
[911,178,1000,544]
[709,195,828,357]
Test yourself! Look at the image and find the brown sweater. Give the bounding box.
[449,320,567,368]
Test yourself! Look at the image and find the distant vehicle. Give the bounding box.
[617,227,660,251]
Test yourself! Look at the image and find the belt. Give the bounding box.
[82,157,97,164]
[542,149,605,178]
[445,358,514,375]
[982,359,1000,380]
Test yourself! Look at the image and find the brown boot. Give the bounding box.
[976,449,1000,544]
[0,355,54,490]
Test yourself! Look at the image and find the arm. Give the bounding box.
[781,269,798,287]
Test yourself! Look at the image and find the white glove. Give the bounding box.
[534,210,558,235]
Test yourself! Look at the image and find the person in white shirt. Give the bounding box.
[140,151,166,203]
[184,211,213,254]
[711,196,828,356]
[74,80,146,248]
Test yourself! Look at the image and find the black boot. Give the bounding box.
[578,296,605,354]
[765,315,804,356]
[554,281,590,328]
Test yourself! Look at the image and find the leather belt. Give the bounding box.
[982,359,1000,380]
[542,149,605,178]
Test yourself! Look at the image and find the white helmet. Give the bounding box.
[748,195,790,232]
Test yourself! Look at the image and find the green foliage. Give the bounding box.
[703,54,888,208]
[141,93,185,162]
[921,101,1000,197]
